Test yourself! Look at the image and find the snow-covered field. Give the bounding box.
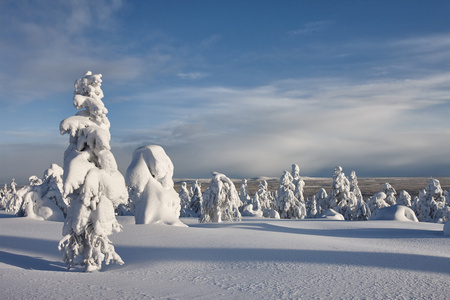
[1,210,449,299]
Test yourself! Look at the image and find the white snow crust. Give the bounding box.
[1,211,450,299]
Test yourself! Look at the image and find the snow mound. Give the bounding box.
[370,205,418,222]
[318,209,345,220]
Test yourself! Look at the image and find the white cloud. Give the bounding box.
[289,20,334,35]
[177,72,210,80]
[110,72,450,178]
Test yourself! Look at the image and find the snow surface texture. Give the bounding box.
[126,145,185,226]
[1,211,450,299]
[59,71,128,272]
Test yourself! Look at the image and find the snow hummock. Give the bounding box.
[370,205,419,222]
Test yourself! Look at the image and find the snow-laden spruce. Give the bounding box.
[349,171,371,221]
[126,145,186,226]
[417,178,447,223]
[179,182,192,217]
[276,170,306,219]
[239,179,251,207]
[291,164,305,203]
[189,180,203,217]
[323,166,357,220]
[58,71,128,272]
[200,172,242,223]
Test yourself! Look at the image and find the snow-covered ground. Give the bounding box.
[1,210,449,299]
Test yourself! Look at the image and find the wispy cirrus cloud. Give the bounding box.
[177,72,210,80]
[289,20,334,35]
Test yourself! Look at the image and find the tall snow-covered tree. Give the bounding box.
[276,170,306,219]
[126,145,185,226]
[58,71,128,272]
[200,172,242,223]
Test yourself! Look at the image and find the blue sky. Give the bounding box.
[1,0,450,184]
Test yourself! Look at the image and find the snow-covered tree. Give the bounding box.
[324,166,357,220]
[179,182,192,217]
[239,179,251,207]
[58,71,128,272]
[18,164,67,221]
[200,172,242,223]
[382,183,397,206]
[349,171,370,221]
[257,180,275,210]
[126,145,186,226]
[417,178,447,223]
[316,188,329,215]
[367,192,389,213]
[276,170,306,219]
[397,190,412,207]
[189,180,202,217]
[291,164,305,203]
[306,196,318,218]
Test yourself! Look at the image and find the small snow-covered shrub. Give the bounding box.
[126,145,185,226]
[200,172,242,223]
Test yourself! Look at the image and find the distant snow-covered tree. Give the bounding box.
[179,182,192,217]
[239,179,251,206]
[276,170,306,219]
[324,166,357,220]
[126,145,185,226]
[316,188,329,215]
[382,183,397,206]
[397,190,412,207]
[368,192,389,213]
[200,172,242,223]
[189,180,203,217]
[417,179,447,223]
[257,180,275,210]
[291,164,305,203]
[58,71,128,272]
[306,196,318,218]
[349,171,370,221]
